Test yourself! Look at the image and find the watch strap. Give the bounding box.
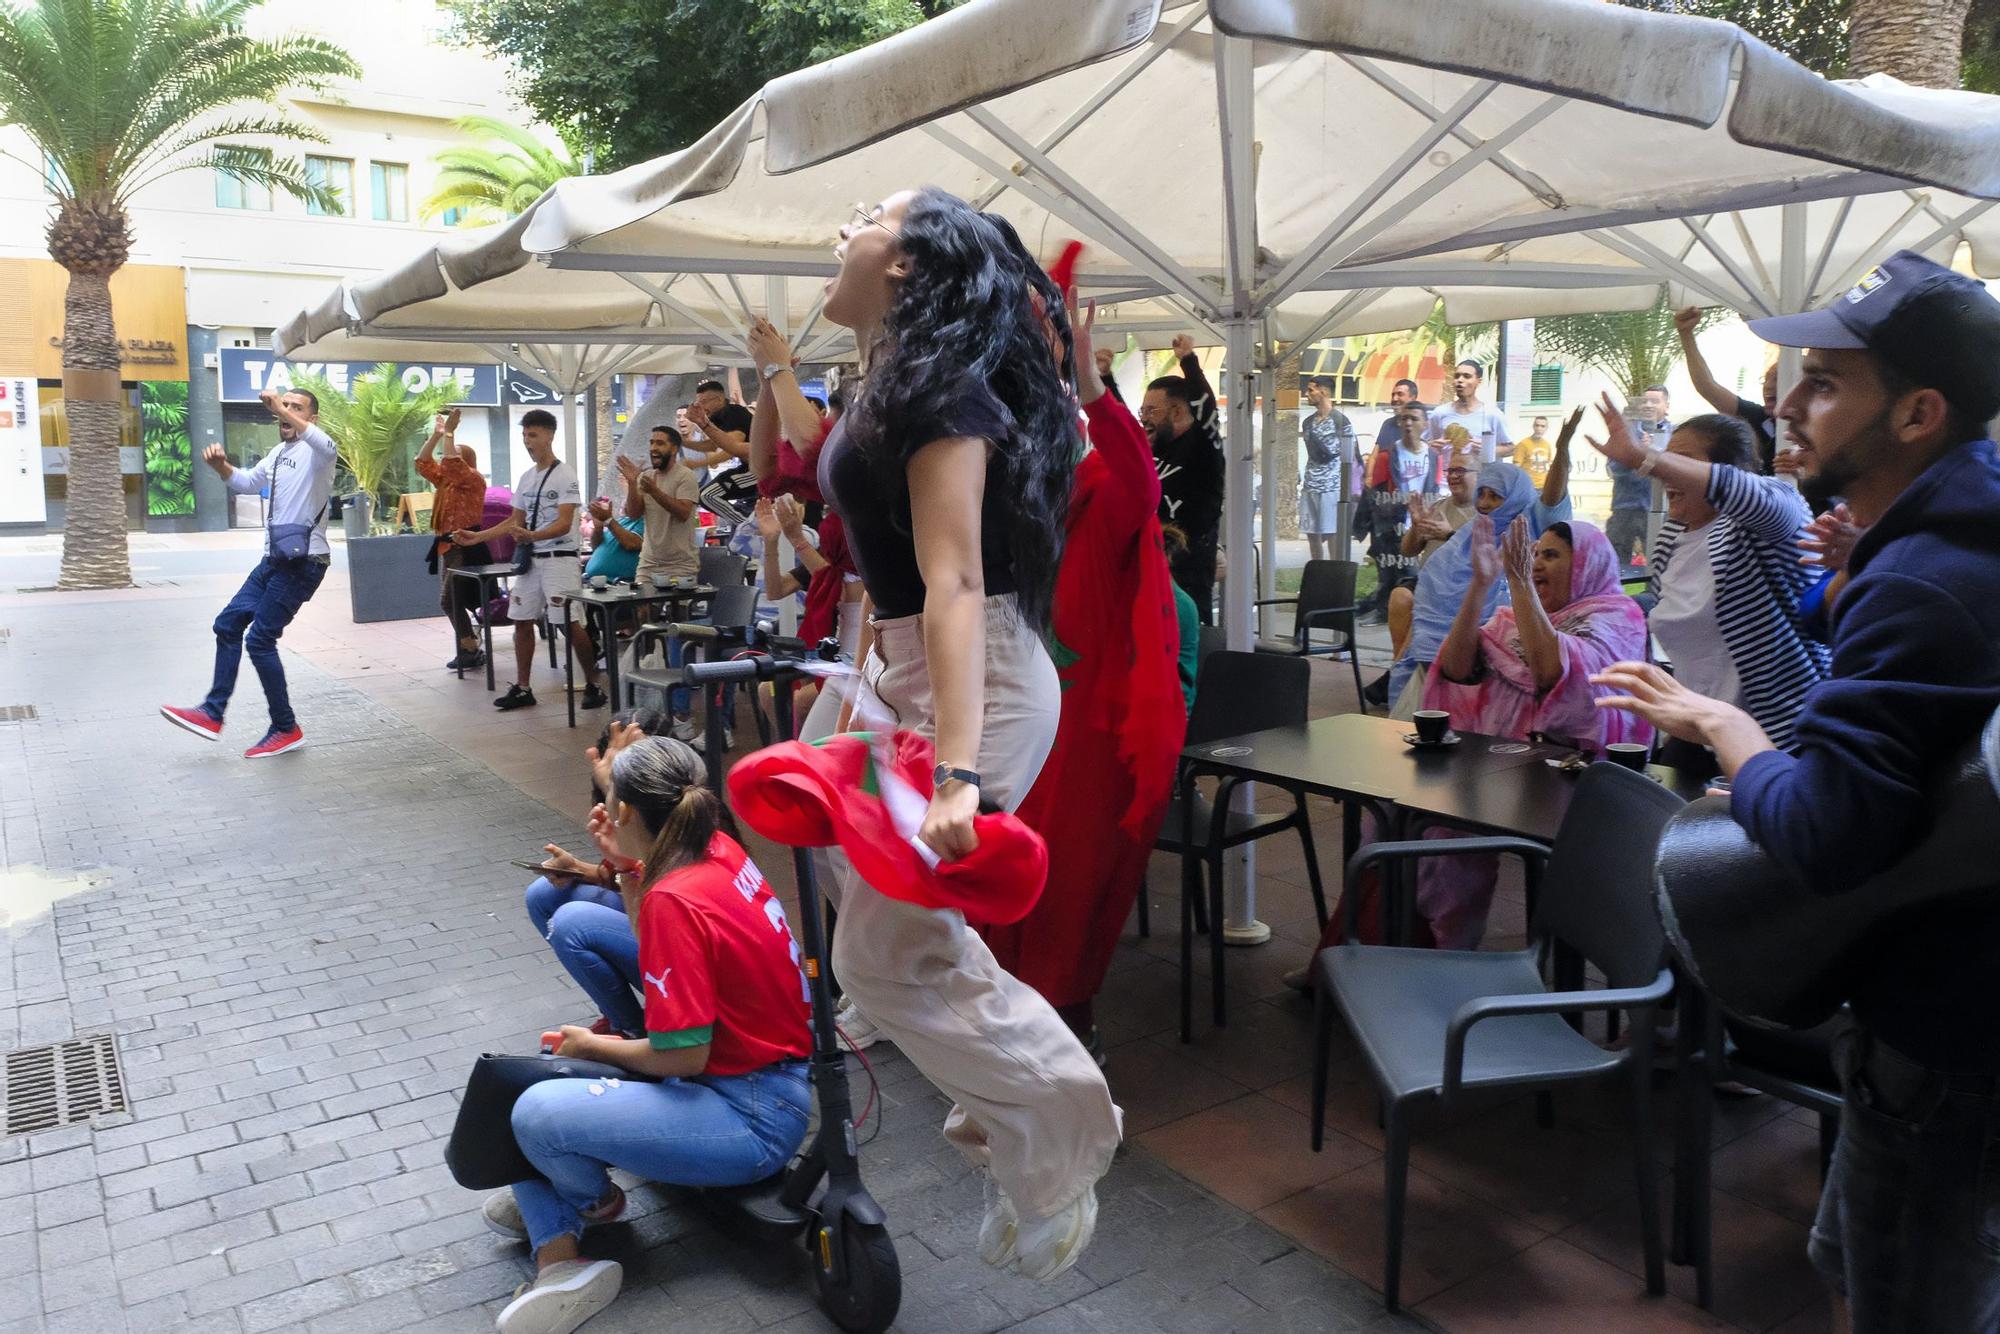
[934,764,982,790]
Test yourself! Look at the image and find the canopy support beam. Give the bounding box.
[616,273,751,355]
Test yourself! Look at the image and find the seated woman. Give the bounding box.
[1415,514,1653,946]
[485,735,813,1334]
[524,710,667,1038]
[1386,455,1573,718]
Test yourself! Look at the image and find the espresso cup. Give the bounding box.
[589,574,609,590]
[1413,710,1451,745]
[1605,742,1650,771]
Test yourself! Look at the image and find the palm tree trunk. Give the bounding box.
[56,267,134,589]
[1274,351,1301,540]
[1849,0,1973,87]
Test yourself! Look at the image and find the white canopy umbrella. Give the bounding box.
[514,0,2000,941]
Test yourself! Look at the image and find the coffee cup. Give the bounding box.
[1605,742,1650,771]
[589,574,609,590]
[1413,710,1451,745]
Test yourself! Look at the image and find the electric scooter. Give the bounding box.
[680,643,901,1334]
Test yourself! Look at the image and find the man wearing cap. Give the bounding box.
[1593,250,2000,1331]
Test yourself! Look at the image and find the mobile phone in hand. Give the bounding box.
[510,857,555,874]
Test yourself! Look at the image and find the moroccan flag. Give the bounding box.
[727,730,1050,925]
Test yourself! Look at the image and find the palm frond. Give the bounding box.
[418,114,580,222]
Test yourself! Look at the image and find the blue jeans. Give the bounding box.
[203,556,328,733]
[510,1061,812,1249]
[524,878,641,1036]
[1809,1023,2000,1330]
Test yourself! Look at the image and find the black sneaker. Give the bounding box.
[1363,671,1391,707]
[494,685,537,711]
[447,649,487,670]
[580,685,608,710]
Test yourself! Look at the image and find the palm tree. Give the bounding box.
[1849,0,1974,86]
[0,0,355,588]
[1534,292,1727,398]
[422,116,581,224]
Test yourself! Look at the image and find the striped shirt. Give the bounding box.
[1647,465,1831,749]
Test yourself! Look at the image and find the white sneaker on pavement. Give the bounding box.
[833,994,884,1051]
[1014,1186,1098,1282]
[494,1258,622,1334]
[978,1177,1019,1268]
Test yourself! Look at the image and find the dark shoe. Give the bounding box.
[494,685,537,711]
[1362,671,1391,706]
[447,649,487,670]
[579,684,608,710]
[1357,609,1388,627]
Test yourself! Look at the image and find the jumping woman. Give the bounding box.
[484,736,813,1334]
[817,189,1121,1280]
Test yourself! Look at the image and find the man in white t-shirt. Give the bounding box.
[1428,359,1514,463]
[452,408,606,712]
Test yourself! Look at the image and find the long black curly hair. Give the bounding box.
[846,188,1076,632]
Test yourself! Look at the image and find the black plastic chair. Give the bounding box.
[1312,762,1683,1312]
[1673,1001,1842,1310]
[1155,651,1326,1042]
[1254,559,1367,713]
[699,547,750,588]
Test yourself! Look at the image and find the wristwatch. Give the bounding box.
[761,362,790,382]
[933,763,982,791]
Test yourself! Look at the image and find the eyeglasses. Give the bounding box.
[850,203,902,241]
[1445,467,1473,478]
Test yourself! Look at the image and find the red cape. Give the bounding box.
[982,393,1186,1007]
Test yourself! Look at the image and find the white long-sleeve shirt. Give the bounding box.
[229,424,338,558]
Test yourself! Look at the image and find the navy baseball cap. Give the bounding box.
[1747,249,2000,422]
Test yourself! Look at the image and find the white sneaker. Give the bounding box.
[495,1258,622,1334]
[977,1177,1019,1268]
[833,995,883,1051]
[1015,1186,1098,1282]
[483,1186,625,1241]
[669,717,700,744]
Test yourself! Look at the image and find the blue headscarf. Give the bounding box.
[1387,461,1549,704]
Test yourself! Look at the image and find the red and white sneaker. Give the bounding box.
[244,727,305,759]
[160,705,223,740]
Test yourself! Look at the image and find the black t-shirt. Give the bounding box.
[1735,396,1779,475]
[819,395,1018,620]
[708,403,754,440]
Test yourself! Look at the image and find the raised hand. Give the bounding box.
[1171,333,1195,361]
[746,317,792,371]
[1673,306,1702,339]
[1094,346,1115,378]
[1799,502,1862,572]
[1553,404,1584,452]
[1501,514,1534,584]
[615,453,641,483]
[586,801,621,863]
[1467,513,1502,587]
[773,493,805,537]
[201,443,230,475]
[1584,391,1646,467]
[753,496,781,540]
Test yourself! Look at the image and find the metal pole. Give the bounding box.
[1222,315,1269,944]
[1258,330,1279,643]
[767,274,800,635]
[1775,203,1808,485]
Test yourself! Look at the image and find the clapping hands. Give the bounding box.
[1467,514,1503,587]
[1799,502,1862,573]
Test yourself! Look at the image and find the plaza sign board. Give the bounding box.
[218,348,503,405]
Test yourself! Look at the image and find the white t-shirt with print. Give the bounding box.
[512,460,581,553]
[1428,405,1513,464]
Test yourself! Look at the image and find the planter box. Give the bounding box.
[347,532,443,624]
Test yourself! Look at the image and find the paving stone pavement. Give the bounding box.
[0,585,1431,1334]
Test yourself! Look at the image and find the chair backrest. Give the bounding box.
[1185,650,1311,748]
[699,547,749,587]
[1195,625,1226,671]
[1294,560,1358,640]
[1536,762,1686,987]
[706,583,759,630]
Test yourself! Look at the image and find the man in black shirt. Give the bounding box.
[688,377,758,522]
[1676,306,1780,474]
[1141,334,1223,623]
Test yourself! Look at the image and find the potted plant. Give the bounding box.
[294,366,456,623]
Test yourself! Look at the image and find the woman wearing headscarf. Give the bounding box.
[1301,516,1650,966]
[1386,457,1573,718]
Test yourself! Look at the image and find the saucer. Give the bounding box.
[1403,730,1461,750]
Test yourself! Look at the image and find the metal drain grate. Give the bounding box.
[3,1034,127,1137]
[0,704,37,722]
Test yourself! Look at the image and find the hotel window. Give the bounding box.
[370,161,409,222]
[214,148,273,211]
[305,155,352,217]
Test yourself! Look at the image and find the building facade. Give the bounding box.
[0,0,536,534]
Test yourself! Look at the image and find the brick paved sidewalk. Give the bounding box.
[0,584,1425,1334]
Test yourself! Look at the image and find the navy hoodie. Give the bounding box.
[1733,437,2000,1069]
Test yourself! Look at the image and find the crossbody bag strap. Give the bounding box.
[525,461,557,542]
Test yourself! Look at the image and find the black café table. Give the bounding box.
[443,562,518,691]
[560,582,716,728]
[1177,713,1703,1021]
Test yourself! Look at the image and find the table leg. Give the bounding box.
[483,577,498,692]
[601,602,623,711]
[563,606,577,729]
